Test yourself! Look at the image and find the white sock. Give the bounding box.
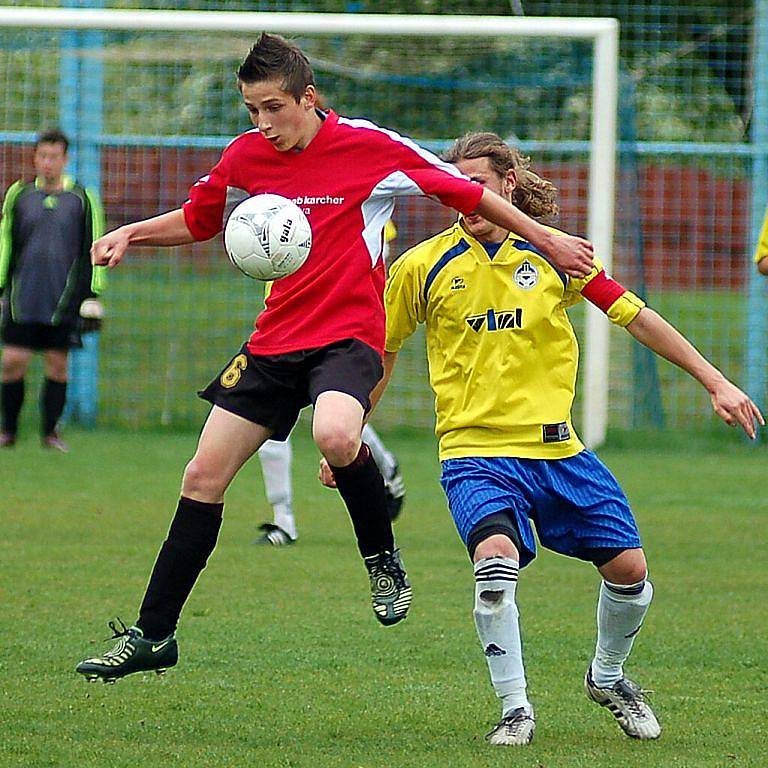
[362,424,397,480]
[473,557,530,715]
[591,579,653,687]
[257,438,297,540]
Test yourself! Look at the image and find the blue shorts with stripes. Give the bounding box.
[439,451,641,568]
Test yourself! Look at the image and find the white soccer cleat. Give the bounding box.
[486,706,536,746]
[254,523,296,547]
[585,668,661,740]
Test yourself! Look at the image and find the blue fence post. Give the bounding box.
[61,0,104,427]
[745,0,768,439]
[619,72,664,429]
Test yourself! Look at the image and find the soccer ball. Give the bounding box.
[224,194,312,280]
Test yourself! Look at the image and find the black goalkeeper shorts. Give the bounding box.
[1,318,81,350]
[198,338,384,441]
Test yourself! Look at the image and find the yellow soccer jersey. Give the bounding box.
[385,221,645,460]
[754,205,768,265]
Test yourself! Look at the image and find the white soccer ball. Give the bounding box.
[224,194,312,281]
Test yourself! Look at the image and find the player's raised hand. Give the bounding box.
[544,232,594,278]
[709,379,764,439]
[318,457,337,489]
[91,227,131,268]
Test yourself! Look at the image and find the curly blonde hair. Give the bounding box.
[444,132,559,221]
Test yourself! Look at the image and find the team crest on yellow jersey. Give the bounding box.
[514,260,538,290]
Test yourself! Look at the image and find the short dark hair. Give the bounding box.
[237,33,315,102]
[35,128,69,152]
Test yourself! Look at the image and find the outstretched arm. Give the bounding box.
[474,188,594,278]
[758,256,768,275]
[91,208,196,269]
[626,307,764,438]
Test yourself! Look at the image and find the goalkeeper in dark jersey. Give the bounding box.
[0,129,106,451]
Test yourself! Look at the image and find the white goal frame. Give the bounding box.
[0,7,618,447]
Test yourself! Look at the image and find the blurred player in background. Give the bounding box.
[256,423,405,545]
[0,129,105,451]
[76,35,594,684]
[256,221,405,546]
[331,132,762,746]
[755,204,768,274]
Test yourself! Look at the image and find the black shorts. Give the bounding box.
[0,318,81,350]
[198,338,384,441]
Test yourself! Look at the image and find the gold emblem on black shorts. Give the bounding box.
[220,354,247,388]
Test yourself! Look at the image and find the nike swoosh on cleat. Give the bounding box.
[151,641,170,653]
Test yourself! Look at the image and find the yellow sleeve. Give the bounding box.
[605,291,646,327]
[563,256,605,301]
[754,206,768,264]
[384,251,427,353]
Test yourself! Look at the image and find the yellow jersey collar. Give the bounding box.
[453,220,532,264]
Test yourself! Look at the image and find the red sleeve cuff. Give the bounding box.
[581,270,627,312]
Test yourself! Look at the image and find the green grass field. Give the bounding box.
[1,427,766,767]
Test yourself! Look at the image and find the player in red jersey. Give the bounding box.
[76,33,595,684]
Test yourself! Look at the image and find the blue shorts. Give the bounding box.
[439,451,641,568]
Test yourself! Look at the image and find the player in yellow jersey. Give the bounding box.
[324,133,763,746]
[755,204,768,274]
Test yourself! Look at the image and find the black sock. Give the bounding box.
[41,378,67,436]
[136,496,223,641]
[330,443,395,558]
[1,379,25,435]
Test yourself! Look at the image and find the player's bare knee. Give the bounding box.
[473,534,518,563]
[1,363,25,381]
[1,352,30,381]
[314,426,359,466]
[600,548,648,585]
[468,512,522,564]
[182,458,226,500]
[43,360,68,382]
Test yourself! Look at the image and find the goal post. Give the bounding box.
[0,8,618,442]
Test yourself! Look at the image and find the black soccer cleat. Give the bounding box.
[383,462,406,521]
[76,619,178,684]
[363,549,412,626]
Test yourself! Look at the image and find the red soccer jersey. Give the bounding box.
[183,110,483,356]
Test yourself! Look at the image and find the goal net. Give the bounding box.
[0,8,620,444]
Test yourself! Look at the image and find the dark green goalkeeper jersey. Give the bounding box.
[0,175,106,325]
